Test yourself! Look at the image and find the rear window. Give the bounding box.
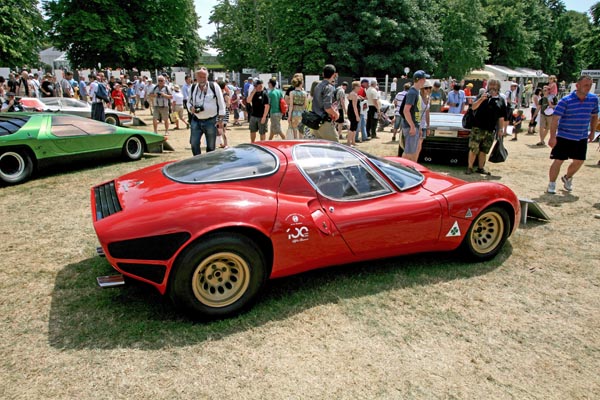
[0,115,30,136]
[163,144,279,183]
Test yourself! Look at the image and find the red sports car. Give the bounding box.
[91,141,520,319]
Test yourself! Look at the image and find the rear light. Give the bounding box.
[457,130,470,138]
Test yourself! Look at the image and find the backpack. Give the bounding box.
[190,82,219,115]
[95,83,109,102]
[279,97,288,115]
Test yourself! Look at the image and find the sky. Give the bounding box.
[195,0,597,41]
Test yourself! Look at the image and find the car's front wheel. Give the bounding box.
[170,233,267,319]
[462,206,510,261]
[0,150,34,185]
[104,114,120,126]
[122,136,144,161]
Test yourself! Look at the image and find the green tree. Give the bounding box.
[44,0,203,70]
[556,11,591,81]
[483,0,535,68]
[324,0,441,77]
[0,0,45,69]
[582,2,600,69]
[435,0,488,79]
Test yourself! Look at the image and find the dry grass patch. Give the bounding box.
[1,109,599,399]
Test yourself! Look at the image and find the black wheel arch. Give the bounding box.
[167,226,274,290]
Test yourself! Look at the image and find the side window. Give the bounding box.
[51,115,88,137]
[295,144,391,201]
[0,116,30,136]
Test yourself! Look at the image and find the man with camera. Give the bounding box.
[150,76,173,135]
[466,78,507,175]
[187,68,226,155]
[1,92,25,112]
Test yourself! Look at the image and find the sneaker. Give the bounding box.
[561,175,573,191]
[547,182,557,194]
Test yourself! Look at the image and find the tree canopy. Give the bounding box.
[43,0,204,70]
[208,0,600,81]
[0,0,45,69]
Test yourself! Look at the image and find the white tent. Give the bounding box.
[484,65,525,80]
[463,69,495,80]
[515,68,548,79]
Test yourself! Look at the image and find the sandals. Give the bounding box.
[476,168,491,175]
[536,141,545,146]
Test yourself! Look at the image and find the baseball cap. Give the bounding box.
[360,78,369,84]
[341,81,348,86]
[413,70,430,80]
[255,79,263,85]
[433,81,441,87]
[423,80,433,88]
[510,81,518,86]
[370,79,378,85]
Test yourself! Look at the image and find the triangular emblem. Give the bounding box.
[465,209,473,218]
[446,221,461,237]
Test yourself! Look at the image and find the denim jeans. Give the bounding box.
[190,116,217,155]
[356,114,368,141]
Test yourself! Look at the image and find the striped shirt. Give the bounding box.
[554,91,598,140]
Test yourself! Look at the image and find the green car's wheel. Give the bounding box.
[462,206,510,261]
[0,150,34,185]
[122,136,144,161]
[104,114,120,126]
[169,233,267,320]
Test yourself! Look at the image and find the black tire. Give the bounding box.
[105,114,120,126]
[122,136,144,161]
[0,150,34,185]
[169,233,267,320]
[462,206,510,261]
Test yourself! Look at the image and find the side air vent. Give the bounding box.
[108,232,191,261]
[94,181,122,220]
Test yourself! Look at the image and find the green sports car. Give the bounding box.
[0,113,166,185]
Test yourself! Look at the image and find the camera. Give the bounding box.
[156,93,162,97]
[194,105,204,113]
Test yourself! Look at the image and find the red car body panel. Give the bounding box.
[91,141,520,295]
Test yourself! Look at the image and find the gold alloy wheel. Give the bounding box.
[191,252,251,308]
[469,210,505,255]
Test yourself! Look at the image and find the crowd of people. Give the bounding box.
[2,65,597,194]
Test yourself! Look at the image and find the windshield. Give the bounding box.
[363,152,424,191]
[163,144,279,183]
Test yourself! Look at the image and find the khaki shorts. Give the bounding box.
[153,106,169,121]
[314,121,339,142]
[540,114,552,130]
[270,113,282,134]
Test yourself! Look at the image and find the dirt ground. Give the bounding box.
[0,107,599,399]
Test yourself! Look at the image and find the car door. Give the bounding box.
[294,144,443,260]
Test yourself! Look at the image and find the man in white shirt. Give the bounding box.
[187,67,226,155]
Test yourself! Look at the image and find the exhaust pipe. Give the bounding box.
[97,274,125,288]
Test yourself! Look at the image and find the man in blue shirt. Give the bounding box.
[546,75,598,194]
[446,84,466,114]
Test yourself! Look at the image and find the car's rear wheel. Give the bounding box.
[122,136,144,161]
[462,206,510,261]
[105,114,120,126]
[170,233,267,319]
[0,150,34,185]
